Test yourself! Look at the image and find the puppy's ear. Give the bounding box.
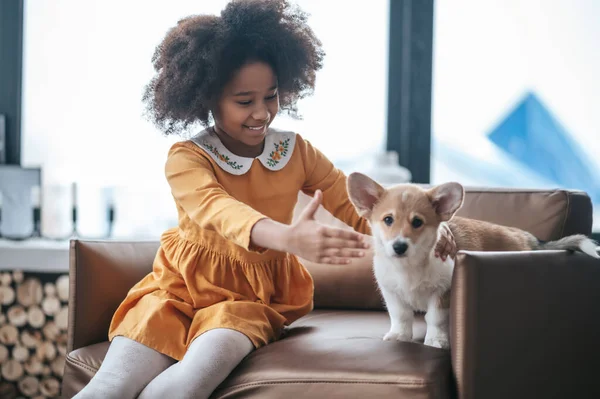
[347,172,385,218]
[428,182,464,221]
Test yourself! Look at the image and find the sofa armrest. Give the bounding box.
[450,250,600,399]
[67,240,159,353]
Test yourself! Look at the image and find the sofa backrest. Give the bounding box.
[295,187,593,311]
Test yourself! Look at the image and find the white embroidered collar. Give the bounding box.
[190,127,296,175]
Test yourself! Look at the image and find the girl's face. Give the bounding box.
[214,62,279,154]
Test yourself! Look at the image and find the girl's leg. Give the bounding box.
[73,336,176,399]
[138,328,254,399]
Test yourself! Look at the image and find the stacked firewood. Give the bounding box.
[0,271,69,399]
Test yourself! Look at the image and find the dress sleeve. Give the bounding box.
[165,143,268,251]
[298,135,371,235]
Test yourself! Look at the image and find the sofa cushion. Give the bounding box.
[63,310,452,399]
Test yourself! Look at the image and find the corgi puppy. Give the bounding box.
[347,172,599,349]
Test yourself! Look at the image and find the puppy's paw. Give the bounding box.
[383,330,412,342]
[424,333,450,349]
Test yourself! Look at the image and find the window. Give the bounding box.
[431,0,600,232]
[21,0,389,238]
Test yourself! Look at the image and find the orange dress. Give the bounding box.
[108,128,370,361]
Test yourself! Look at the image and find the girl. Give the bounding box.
[75,1,456,398]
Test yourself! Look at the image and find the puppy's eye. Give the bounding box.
[411,217,424,228]
[383,216,394,226]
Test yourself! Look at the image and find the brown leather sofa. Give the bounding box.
[62,188,600,399]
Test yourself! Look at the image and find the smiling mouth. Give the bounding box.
[244,125,266,131]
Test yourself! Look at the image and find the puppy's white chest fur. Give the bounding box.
[373,249,454,312]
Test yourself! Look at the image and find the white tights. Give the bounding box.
[73,329,254,399]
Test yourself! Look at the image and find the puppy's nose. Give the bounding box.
[393,241,408,255]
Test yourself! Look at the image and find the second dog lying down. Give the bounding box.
[347,172,599,349]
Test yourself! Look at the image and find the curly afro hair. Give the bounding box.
[143,0,325,136]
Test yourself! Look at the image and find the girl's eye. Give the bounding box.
[383,216,394,226]
[266,93,278,101]
[237,100,252,105]
[411,217,424,228]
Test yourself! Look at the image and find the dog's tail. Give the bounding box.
[535,234,599,259]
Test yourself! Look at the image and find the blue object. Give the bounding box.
[488,92,600,203]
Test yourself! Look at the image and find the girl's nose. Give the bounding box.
[252,103,269,122]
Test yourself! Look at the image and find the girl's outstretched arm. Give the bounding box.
[167,143,369,261]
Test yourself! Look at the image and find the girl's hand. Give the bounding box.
[435,222,457,261]
[284,190,370,264]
